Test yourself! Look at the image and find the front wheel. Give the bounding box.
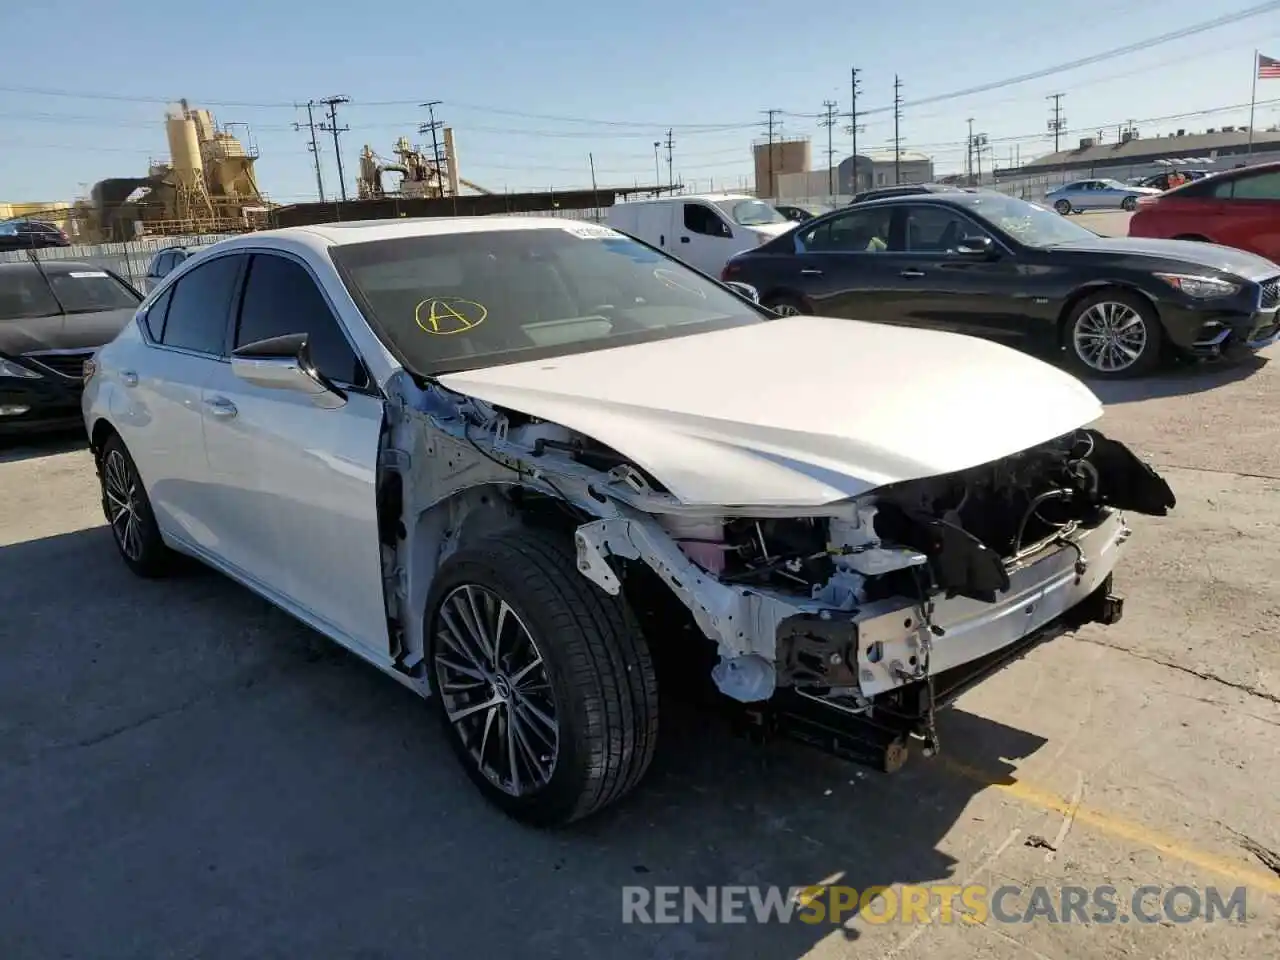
[426,529,659,826]
[1054,199,1072,215]
[1064,290,1164,379]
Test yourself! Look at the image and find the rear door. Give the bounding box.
[780,205,901,320]
[120,252,247,553]
[200,249,389,659]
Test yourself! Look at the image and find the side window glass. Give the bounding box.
[152,252,173,277]
[159,254,242,355]
[904,207,988,253]
[143,285,174,341]
[800,209,895,253]
[235,254,365,386]
[1230,171,1280,200]
[683,204,731,238]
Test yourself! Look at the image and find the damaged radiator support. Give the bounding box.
[737,575,1124,772]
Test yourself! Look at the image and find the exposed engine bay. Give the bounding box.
[378,372,1175,764]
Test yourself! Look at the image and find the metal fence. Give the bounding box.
[0,233,232,288]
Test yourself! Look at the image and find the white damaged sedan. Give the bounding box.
[82,216,1175,825]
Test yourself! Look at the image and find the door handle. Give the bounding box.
[900,269,926,278]
[680,236,691,243]
[203,396,238,419]
[800,268,824,276]
[120,370,138,387]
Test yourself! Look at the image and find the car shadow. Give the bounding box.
[0,524,1051,960]
[1084,354,1269,404]
[0,427,88,464]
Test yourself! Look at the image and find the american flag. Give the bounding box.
[1259,54,1280,79]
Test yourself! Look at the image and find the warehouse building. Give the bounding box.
[995,126,1280,200]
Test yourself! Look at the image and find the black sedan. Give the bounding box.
[721,191,1280,378]
[0,219,71,252]
[0,260,141,436]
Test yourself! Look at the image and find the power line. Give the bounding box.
[292,100,326,202]
[858,1,1280,117]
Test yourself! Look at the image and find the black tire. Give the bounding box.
[763,293,809,317]
[1121,195,1138,212]
[1173,234,1212,243]
[98,433,176,577]
[425,528,659,826]
[1054,199,1072,215]
[1063,289,1164,379]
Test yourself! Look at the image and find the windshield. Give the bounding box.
[330,224,767,376]
[45,270,140,313]
[0,266,61,319]
[960,194,1099,247]
[725,199,787,226]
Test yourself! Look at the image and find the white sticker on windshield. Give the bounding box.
[561,223,622,240]
[68,271,109,278]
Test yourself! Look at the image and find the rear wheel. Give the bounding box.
[763,294,809,317]
[1173,233,1212,243]
[1064,289,1164,379]
[98,433,176,577]
[426,528,659,826]
[1121,196,1139,212]
[1054,199,1072,215]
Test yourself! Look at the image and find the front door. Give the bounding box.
[677,202,736,275]
[200,250,389,660]
[884,204,1027,343]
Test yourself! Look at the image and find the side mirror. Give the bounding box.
[230,333,347,409]
[723,280,760,303]
[956,236,996,258]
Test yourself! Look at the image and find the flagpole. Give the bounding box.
[1248,49,1258,156]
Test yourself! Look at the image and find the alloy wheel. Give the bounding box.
[1072,301,1149,373]
[770,301,803,317]
[433,583,559,797]
[103,449,145,561]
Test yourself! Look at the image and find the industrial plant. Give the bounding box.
[355,129,493,200]
[71,100,270,242]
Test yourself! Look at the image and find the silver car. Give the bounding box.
[1044,179,1162,215]
[140,246,198,294]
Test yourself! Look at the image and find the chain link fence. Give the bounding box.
[0,233,232,289]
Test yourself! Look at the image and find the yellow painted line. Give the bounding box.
[944,759,1280,897]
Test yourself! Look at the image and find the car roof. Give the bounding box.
[222,215,612,250]
[0,259,103,274]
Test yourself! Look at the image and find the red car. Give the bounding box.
[1128,161,1280,262]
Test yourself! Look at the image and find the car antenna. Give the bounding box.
[25,247,67,315]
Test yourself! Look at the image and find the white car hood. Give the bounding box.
[437,316,1103,508]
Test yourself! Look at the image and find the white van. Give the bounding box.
[605,194,795,277]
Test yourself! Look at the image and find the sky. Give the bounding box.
[2,0,1280,205]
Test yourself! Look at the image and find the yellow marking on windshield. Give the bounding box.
[414,297,488,335]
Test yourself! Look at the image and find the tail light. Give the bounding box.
[721,261,740,281]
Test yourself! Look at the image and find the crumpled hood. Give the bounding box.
[438,316,1104,507]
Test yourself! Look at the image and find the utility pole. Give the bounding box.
[419,101,446,198]
[892,76,903,185]
[820,100,838,198]
[763,109,781,198]
[664,128,674,189]
[846,68,862,194]
[653,140,661,189]
[1047,93,1066,153]
[973,133,988,185]
[293,100,325,202]
[318,96,351,202]
[966,118,974,184]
